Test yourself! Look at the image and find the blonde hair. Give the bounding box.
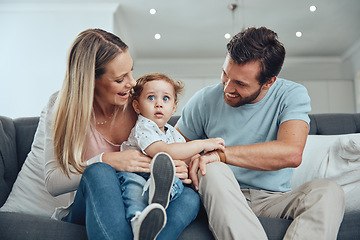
[52,29,128,177]
[132,72,184,103]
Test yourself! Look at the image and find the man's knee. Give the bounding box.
[303,179,345,207]
[198,162,239,196]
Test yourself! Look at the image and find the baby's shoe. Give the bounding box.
[148,152,175,209]
[131,203,166,240]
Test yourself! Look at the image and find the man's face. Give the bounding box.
[221,55,266,107]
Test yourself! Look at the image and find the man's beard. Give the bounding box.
[224,87,262,108]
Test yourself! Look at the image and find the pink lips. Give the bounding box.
[118,91,130,99]
[155,112,163,118]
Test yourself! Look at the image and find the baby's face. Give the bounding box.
[133,79,177,131]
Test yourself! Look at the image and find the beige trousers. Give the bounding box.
[198,162,345,240]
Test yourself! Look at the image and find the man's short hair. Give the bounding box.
[226,27,286,85]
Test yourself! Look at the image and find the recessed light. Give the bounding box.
[309,5,317,12]
[224,33,231,39]
[150,8,157,14]
[296,31,302,38]
[154,33,161,40]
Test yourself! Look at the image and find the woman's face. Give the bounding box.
[94,50,135,107]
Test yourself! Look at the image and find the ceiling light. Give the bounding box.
[154,33,161,40]
[224,33,231,39]
[150,8,157,14]
[309,6,317,12]
[296,31,302,38]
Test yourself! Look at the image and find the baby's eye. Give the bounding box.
[163,96,169,101]
[148,95,155,101]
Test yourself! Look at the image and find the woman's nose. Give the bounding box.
[126,74,136,88]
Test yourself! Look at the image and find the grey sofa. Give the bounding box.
[1,114,360,240]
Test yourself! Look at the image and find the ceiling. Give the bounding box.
[3,0,360,60]
[115,0,360,60]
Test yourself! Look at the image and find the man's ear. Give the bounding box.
[132,99,141,114]
[262,76,277,90]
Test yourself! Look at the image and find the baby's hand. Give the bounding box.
[202,137,225,152]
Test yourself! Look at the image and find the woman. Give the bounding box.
[43,29,200,239]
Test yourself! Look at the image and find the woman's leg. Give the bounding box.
[65,162,132,240]
[157,186,200,240]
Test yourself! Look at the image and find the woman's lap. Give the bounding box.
[66,162,200,239]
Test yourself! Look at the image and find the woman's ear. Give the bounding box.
[132,99,141,114]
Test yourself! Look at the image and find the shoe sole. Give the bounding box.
[149,152,175,209]
[139,207,166,240]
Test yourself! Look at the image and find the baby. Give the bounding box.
[120,72,225,239]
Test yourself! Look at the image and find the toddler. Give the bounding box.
[120,72,225,239]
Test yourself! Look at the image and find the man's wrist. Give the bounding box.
[216,149,226,163]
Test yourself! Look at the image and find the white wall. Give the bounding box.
[135,57,356,115]
[1,3,359,118]
[0,3,117,118]
[344,38,360,112]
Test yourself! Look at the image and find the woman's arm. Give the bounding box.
[43,94,84,197]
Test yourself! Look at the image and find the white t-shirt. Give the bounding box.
[121,115,185,153]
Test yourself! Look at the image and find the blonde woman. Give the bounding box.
[39,29,199,239]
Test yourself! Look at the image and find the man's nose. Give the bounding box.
[223,79,234,93]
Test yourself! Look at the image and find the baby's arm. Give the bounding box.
[144,138,225,162]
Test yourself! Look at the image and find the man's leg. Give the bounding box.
[247,179,345,240]
[198,162,268,240]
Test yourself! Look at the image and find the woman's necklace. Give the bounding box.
[96,112,114,125]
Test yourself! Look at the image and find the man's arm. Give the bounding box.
[180,120,309,189]
[224,119,308,170]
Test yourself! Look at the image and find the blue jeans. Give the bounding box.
[117,171,184,222]
[65,162,200,240]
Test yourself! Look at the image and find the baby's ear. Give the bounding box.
[172,101,177,115]
[132,99,141,114]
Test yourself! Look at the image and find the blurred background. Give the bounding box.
[1,0,360,117]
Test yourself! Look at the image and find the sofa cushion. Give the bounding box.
[0,116,18,207]
[0,212,87,240]
[292,134,360,212]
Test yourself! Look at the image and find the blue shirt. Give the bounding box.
[177,78,311,192]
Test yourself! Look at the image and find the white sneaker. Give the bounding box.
[147,152,175,209]
[131,203,166,240]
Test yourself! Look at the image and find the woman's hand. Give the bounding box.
[173,160,192,184]
[102,150,152,173]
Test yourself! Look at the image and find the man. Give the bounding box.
[175,27,345,240]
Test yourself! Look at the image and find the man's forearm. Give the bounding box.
[224,140,303,171]
[224,119,309,171]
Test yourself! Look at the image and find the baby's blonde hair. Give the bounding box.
[132,72,184,103]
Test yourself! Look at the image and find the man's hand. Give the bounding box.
[189,151,221,190]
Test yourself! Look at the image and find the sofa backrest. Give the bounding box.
[0,116,39,207]
[0,116,19,206]
[309,113,360,135]
[13,117,39,169]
